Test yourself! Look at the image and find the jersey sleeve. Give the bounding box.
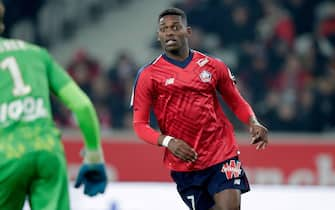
[132,68,160,145]
[42,49,72,95]
[58,82,101,151]
[216,60,254,125]
[42,49,101,151]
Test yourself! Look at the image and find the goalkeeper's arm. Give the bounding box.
[57,81,103,163]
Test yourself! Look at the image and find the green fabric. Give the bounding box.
[58,82,101,150]
[0,37,101,155]
[0,151,70,210]
[0,37,71,162]
[0,37,99,209]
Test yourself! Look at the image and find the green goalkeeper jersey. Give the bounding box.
[0,37,72,162]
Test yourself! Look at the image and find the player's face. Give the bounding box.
[0,3,4,34]
[158,15,191,53]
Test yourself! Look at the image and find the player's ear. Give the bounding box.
[157,31,160,41]
[187,26,192,37]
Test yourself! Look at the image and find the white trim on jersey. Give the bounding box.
[152,55,162,65]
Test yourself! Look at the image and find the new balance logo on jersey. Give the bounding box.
[196,58,209,67]
[165,78,175,86]
[221,160,242,180]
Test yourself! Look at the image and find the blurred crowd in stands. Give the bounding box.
[169,0,335,132]
[51,49,137,130]
[2,0,127,47]
[3,0,335,132]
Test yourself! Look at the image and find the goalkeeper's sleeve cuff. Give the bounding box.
[84,148,104,164]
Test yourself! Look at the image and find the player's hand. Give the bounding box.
[249,122,268,150]
[168,138,198,162]
[74,149,107,196]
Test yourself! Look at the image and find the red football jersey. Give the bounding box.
[132,50,254,171]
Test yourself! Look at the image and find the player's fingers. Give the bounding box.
[261,140,268,149]
[182,146,197,157]
[180,146,197,161]
[261,132,268,141]
[191,148,198,158]
[172,149,185,160]
[260,127,268,138]
[186,153,197,161]
[178,151,194,162]
[256,141,267,150]
[256,142,263,150]
[175,152,189,162]
[172,141,197,162]
[101,182,107,193]
[176,149,195,162]
[74,176,83,188]
[251,134,261,144]
[258,143,266,150]
[177,143,195,154]
[88,183,104,196]
[85,187,94,197]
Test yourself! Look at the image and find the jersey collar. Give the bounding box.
[162,50,194,69]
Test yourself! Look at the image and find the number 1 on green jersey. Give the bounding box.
[1,56,31,97]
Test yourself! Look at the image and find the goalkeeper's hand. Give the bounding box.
[74,149,107,196]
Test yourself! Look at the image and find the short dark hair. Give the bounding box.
[158,8,187,24]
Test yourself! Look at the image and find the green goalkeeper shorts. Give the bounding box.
[0,150,70,210]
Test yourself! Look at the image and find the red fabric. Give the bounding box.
[319,18,335,36]
[275,18,295,46]
[133,122,160,145]
[132,64,161,145]
[132,51,254,171]
[216,61,254,125]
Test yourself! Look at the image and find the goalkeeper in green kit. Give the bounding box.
[0,2,107,210]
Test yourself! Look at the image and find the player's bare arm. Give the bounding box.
[158,135,197,162]
[249,116,268,150]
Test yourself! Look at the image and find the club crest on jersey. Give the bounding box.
[199,70,212,83]
[221,160,242,180]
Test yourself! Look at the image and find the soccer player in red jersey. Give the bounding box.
[131,8,268,210]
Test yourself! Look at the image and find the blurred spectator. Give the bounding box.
[91,74,113,129]
[272,53,312,96]
[315,1,335,58]
[189,27,209,53]
[283,0,317,35]
[220,3,255,48]
[173,0,202,13]
[315,57,335,129]
[296,88,323,132]
[108,51,137,129]
[273,101,299,131]
[241,52,271,107]
[52,49,102,128]
[2,0,45,44]
[295,36,327,77]
[67,49,101,98]
[257,1,295,47]
[255,1,295,74]
[174,0,209,31]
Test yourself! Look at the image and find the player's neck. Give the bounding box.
[165,47,190,61]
